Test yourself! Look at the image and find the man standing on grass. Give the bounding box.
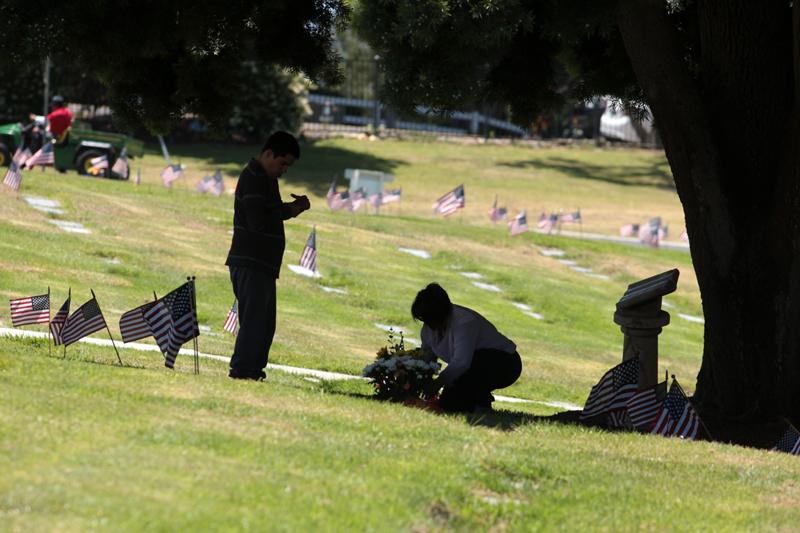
[226,131,310,380]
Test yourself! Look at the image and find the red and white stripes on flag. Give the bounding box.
[9,294,50,327]
[25,142,55,168]
[650,379,701,439]
[349,190,366,212]
[560,210,581,223]
[223,299,238,335]
[537,212,558,233]
[161,164,183,186]
[773,424,800,455]
[620,223,640,237]
[607,409,633,429]
[508,211,529,236]
[143,282,199,368]
[381,188,401,204]
[326,181,352,212]
[111,149,129,178]
[579,358,639,420]
[626,381,666,431]
[61,297,107,347]
[197,169,224,196]
[433,184,465,217]
[299,227,318,272]
[50,294,71,345]
[3,158,23,191]
[119,301,157,343]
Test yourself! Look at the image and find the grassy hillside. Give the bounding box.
[3,138,794,531]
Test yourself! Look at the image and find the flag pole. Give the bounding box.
[188,276,199,375]
[47,286,52,356]
[92,289,123,365]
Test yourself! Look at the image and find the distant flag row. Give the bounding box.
[620,217,669,247]
[326,180,401,212]
[579,358,705,440]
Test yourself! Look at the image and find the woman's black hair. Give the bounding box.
[411,283,453,329]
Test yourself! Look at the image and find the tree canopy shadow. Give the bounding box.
[499,155,675,190]
[165,140,405,198]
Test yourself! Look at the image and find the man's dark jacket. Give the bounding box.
[226,159,296,277]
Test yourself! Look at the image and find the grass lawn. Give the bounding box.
[2,137,797,530]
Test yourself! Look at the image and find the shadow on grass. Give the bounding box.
[163,140,406,198]
[500,155,675,190]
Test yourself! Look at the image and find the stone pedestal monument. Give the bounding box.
[614,269,679,388]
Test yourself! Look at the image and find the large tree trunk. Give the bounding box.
[617,0,800,422]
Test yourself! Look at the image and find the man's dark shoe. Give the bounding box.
[229,369,265,381]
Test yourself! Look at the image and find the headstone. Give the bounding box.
[344,168,395,197]
[614,269,679,388]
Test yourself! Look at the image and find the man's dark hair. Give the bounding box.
[261,131,300,159]
[411,283,453,329]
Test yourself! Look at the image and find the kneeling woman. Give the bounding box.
[412,283,522,412]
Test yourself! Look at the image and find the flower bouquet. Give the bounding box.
[362,330,441,402]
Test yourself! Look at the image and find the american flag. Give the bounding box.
[9,293,50,327]
[13,147,31,165]
[88,155,109,175]
[433,184,465,216]
[299,227,317,272]
[561,210,581,223]
[772,424,800,455]
[650,379,701,439]
[3,158,23,191]
[196,169,224,196]
[161,163,183,186]
[580,358,639,420]
[369,191,383,208]
[489,196,508,222]
[349,189,366,212]
[50,293,71,345]
[620,223,640,237]
[25,142,55,168]
[508,211,529,236]
[111,151,129,178]
[382,188,402,204]
[143,282,199,368]
[326,181,351,212]
[119,301,157,343]
[657,225,669,241]
[679,230,689,242]
[223,299,238,335]
[607,409,633,429]
[61,297,107,347]
[639,217,662,247]
[626,381,666,431]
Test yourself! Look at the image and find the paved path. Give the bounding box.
[0,327,583,411]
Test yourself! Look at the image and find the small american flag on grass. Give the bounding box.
[50,293,71,345]
[9,294,50,327]
[223,299,238,334]
[560,210,581,223]
[61,297,107,347]
[580,358,639,420]
[3,158,23,190]
[143,282,199,368]
[508,211,529,236]
[772,424,800,455]
[381,188,401,204]
[433,184,465,217]
[161,163,183,186]
[299,227,318,272]
[111,151,129,178]
[119,301,157,343]
[25,142,54,168]
[88,155,109,176]
[626,381,666,431]
[650,379,701,440]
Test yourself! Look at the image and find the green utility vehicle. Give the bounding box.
[0,121,144,179]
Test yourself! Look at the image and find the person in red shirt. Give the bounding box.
[47,95,73,142]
